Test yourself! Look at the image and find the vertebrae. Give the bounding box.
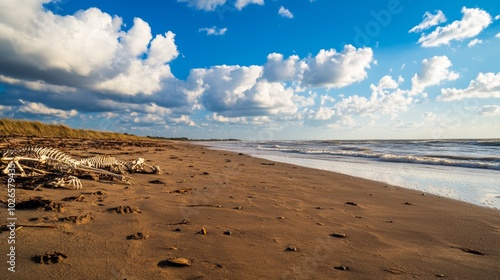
[76,155,127,174]
[77,155,120,168]
[76,155,162,174]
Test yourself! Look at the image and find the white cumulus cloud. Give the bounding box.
[409,10,447,33]
[417,7,492,47]
[334,75,413,118]
[189,65,298,117]
[263,45,373,89]
[478,105,500,116]
[263,53,302,82]
[377,75,401,90]
[234,0,264,10]
[199,26,228,36]
[301,46,373,88]
[320,95,335,106]
[208,113,270,124]
[0,105,12,113]
[308,107,335,120]
[439,72,500,101]
[177,0,263,11]
[121,17,153,57]
[467,38,483,48]
[411,56,459,95]
[18,100,78,118]
[0,1,179,96]
[131,113,167,126]
[187,45,374,118]
[278,6,294,18]
[0,74,77,93]
[177,0,226,11]
[170,115,196,126]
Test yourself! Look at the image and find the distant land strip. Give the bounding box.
[0,118,239,141]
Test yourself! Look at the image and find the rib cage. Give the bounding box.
[3,146,77,165]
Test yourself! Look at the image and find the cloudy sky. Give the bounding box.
[0,0,499,140]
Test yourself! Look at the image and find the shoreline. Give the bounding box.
[198,141,500,210]
[1,137,499,279]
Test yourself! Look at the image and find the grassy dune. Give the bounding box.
[0,118,144,140]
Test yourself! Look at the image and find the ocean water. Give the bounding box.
[197,139,500,209]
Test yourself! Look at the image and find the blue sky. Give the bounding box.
[0,0,499,140]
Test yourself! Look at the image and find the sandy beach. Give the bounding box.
[1,137,499,279]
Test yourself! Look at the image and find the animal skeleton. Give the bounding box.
[1,146,161,189]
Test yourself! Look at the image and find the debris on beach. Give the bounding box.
[32,252,68,264]
[158,257,191,267]
[127,232,149,240]
[168,219,190,226]
[187,204,222,208]
[149,179,166,184]
[61,195,85,202]
[457,247,485,256]
[330,233,347,238]
[285,246,298,252]
[382,267,407,275]
[172,188,192,194]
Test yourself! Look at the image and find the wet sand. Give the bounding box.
[1,137,499,279]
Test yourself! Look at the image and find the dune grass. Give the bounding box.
[0,118,145,140]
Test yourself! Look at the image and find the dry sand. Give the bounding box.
[1,137,499,279]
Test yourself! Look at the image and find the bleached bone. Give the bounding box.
[48,175,83,190]
[1,156,51,176]
[125,158,162,174]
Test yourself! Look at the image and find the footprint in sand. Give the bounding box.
[109,206,142,214]
[127,232,149,240]
[58,213,94,224]
[149,179,166,184]
[61,195,85,202]
[17,197,66,212]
